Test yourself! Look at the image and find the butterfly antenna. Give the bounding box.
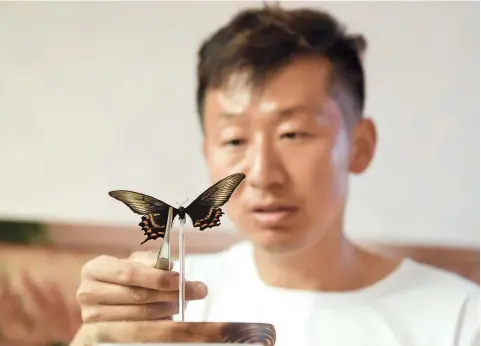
[181,197,188,207]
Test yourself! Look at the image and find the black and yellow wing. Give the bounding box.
[184,173,246,231]
[108,190,178,245]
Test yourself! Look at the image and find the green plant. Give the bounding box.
[0,219,51,245]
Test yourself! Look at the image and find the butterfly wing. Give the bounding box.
[137,212,174,245]
[185,173,246,231]
[108,190,178,245]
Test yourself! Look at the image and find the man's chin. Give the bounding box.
[247,229,306,253]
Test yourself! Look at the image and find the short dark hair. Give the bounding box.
[196,4,367,127]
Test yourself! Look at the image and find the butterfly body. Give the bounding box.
[176,206,187,221]
[108,173,246,245]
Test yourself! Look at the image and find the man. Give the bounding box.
[72,4,479,346]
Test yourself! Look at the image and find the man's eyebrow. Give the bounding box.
[277,105,311,117]
[221,111,245,118]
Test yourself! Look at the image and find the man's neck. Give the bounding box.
[252,227,401,292]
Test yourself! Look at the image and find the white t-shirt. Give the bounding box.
[174,241,480,346]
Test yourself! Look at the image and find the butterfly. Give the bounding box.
[108,173,246,245]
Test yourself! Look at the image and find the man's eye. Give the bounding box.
[223,138,245,146]
[281,132,309,140]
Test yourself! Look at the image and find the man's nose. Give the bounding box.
[244,139,286,190]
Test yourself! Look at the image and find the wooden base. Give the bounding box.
[70,321,276,345]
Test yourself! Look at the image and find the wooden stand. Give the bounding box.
[71,321,276,345]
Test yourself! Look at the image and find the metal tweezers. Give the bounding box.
[155,206,174,271]
[154,206,186,321]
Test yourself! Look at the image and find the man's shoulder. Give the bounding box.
[402,258,479,295]
[393,258,479,327]
[399,259,479,345]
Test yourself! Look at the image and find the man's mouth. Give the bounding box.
[250,204,298,225]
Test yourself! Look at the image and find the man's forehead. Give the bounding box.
[206,87,329,120]
[203,57,335,119]
[215,70,255,115]
[205,94,340,131]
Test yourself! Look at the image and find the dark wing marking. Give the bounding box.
[108,190,178,245]
[186,204,225,231]
[185,173,245,231]
[138,212,174,245]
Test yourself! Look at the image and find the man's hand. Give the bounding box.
[76,251,208,322]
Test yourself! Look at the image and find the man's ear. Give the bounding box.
[349,117,377,174]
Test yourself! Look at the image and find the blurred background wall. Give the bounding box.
[0,1,479,247]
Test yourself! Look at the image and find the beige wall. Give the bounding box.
[0,1,479,248]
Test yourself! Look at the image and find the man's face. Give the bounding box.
[202,56,375,252]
